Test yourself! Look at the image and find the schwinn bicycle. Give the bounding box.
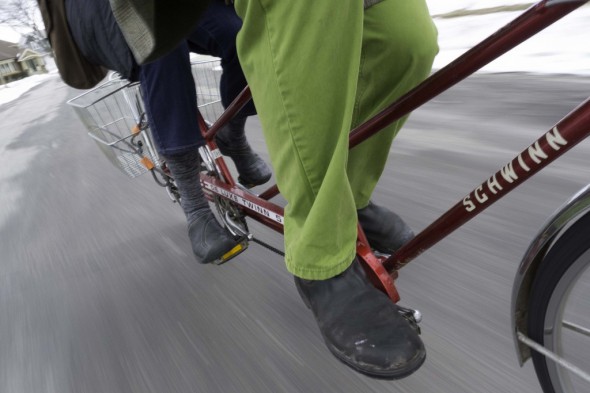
[67,1,590,391]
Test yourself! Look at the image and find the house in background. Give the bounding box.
[0,39,47,85]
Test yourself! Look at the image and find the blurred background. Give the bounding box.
[1,1,589,392]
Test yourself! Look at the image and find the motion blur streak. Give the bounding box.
[0,72,589,392]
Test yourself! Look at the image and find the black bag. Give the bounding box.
[38,0,107,89]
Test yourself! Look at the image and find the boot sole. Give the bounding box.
[327,341,426,380]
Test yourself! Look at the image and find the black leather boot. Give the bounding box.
[215,117,272,187]
[188,211,240,264]
[358,201,415,254]
[294,259,426,379]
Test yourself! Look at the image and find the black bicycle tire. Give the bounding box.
[527,212,590,393]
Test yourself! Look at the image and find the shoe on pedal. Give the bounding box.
[294,258,426,379]
[357,201,415,254]
[216,138,272,187]
[215,118,272,187]
[188,211,244,264]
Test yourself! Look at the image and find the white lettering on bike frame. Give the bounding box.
[203,182,284,225]
[462,127,568,212]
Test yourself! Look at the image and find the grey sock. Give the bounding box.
[162,149,209,225]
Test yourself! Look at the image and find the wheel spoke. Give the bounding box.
[563,321,590,338]
[518,332,590,384]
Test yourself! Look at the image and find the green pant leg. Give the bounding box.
[347,0,439,208]
[234,0,364,279]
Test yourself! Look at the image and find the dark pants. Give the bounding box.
[140,1,253,155]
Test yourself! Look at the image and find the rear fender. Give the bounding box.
[511,184,590,365]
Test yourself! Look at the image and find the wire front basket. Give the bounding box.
[67,79,160,178]
[67,57,223,179]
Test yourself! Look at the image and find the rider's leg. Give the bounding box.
[139,42,239,263]
[187,0,272,186]
[162,150,240,264]
[234,0,431,378]
[237,0,360,279]
[349,0,439,253]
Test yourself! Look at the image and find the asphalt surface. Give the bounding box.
[1,72,589,393]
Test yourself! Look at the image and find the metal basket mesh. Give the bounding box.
[191,58,224,124]
[67,80,159,178]
[68,58,223,178]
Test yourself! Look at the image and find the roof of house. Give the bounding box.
[0,39,20,61]
[18,48,44,61]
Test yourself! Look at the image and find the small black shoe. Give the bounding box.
[294,259,426,379]
[357,201,415,254]
[188,211,240,264]
[216,139,272,187]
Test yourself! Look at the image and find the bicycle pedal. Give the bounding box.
[397,305,423,335]
[212,238,249,266]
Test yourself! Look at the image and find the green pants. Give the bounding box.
[235,0,438,279]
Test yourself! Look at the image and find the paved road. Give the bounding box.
[1,73,589,393]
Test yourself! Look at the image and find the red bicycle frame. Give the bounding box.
[198,0,590,302]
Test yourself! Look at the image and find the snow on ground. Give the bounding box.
[0,72,58,106]
[430,2,590,75]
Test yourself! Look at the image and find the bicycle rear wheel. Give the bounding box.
[527,212,590,393]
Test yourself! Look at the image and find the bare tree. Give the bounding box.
[0,0,51,53]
